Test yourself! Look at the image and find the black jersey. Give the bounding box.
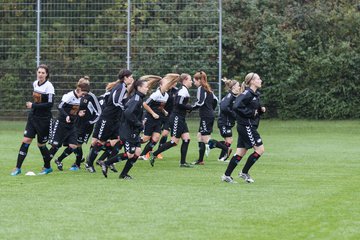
[192,86,217,119]
[97,91,110,110]
[30,79,55,118]
[218,92,237,127]
[172,85,192,118]
[122,91,146,138]
[144,88,169,119]
[57,90,81,124]
[76,92,102,126]
[164,87,178,114]
[101,82,127,120]
[233,87,262,126]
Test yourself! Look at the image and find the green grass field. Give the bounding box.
[0,120,359,240]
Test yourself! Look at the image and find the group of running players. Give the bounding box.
[11,64,266,183]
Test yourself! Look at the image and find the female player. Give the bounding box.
[101,79,149,179]
[191,71,230,165]
[216,78,241,161]
[85,69,133,173]
[222,72,266,183]
[48,79,90,167]
[11,64,55,176]
[54,76,102,171]
[149,73,193,168]
[139,74,179,160]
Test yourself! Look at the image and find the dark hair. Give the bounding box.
[77,82,90,92]
[118,69,132,82]
[37,64,50,80]
[128,79,146,95]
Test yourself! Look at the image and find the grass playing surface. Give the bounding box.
[0,120,359,240]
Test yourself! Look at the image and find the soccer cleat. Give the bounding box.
[139,155,148,161]
[179,162,193,168]
[119,174,133,180]
[149,152,156,167]
[156,153,163,159]
[100,161,108,178]
[205,144,211,157]
[54,159,63,171]
[95,160,101,166]
[192,160,204,165]
[221,174,237,183]
[239,172,255,183]
[10,168,21,176]
[109,164,118,172]
[69,164,80,171]
[38,167,53,175]
[85,163,96,173]
[80,158,85,163]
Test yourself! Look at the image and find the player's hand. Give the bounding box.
[152,113,159,119]
[78,110,86,117]
[261,107,266,113]
[163,110,168,116]
[66,116,71,123]
[26,102,32,109]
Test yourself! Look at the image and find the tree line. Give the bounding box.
[1,0,359,119]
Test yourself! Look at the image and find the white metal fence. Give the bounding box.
[0,1,221,120]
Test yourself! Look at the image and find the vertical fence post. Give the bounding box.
[218,0,222,108]
[127,0,131,70]
[36,0,41,66]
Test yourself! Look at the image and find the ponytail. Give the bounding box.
[194,71,212,93]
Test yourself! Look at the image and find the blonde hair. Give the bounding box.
[106,80,120,92]
[194,71,212,93]
[162,73,180,90]
[179,73,191,84]
[139,75,162,91]
[241,72,256,93]
[222,77,238,91]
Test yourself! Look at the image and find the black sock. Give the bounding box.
[198,142,205,162]
[219,142,231,159]
[108,141,121,160]
[86,143,103,166]
[153,141,176,156]
[180,139,190,164]
[49,145,59,159]
[224,155,242,176]
[158,135,167,148]
[97,142,112,161]
[242,152,261,174]
[39,145,52,169]
[120,155,138,176]
[74,147,82,166]
[140,139,157,156]
[208,139,228,152]
[16,142,30,169]
[57,146,73,162]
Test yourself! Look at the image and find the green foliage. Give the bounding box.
[1,1,359,119]
[222,0,360,119]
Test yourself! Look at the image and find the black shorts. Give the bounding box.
[124,135,141,154]
[160,115,171,131]
[24,115,51,144]
[198,117,214,136]
[77,123,94,144]
[236,124,263,149]
[218,125,233,138]
[143,117,162,136]
[50,120,78,146]
[92,117,119,141]
[170,115,189,138]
